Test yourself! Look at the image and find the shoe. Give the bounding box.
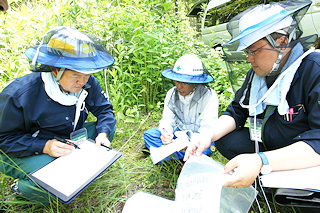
[10,179,22,195]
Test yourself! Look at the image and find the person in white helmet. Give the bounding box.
[184,0,320,193]
[0,26,116,204]
[144,54,218,163]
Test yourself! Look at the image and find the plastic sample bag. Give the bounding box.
[122,155,257,213]
[175,155,257,213]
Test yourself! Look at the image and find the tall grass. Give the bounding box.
[0,0,302,212]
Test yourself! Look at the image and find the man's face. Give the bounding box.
[175,81,195,96]
[245,40,279,76]
[56,70,90,93]
[0,0,8,11]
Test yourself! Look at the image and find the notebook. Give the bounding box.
[30,139,122,203]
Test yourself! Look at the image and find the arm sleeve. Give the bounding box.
[198,88,219,134]
[292,55,320,154]
[222,70,253,129]
[86,77,116,136]
[159,88,176,134]
[0,93,47,157]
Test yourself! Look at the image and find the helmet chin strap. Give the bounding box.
[187,84,197,96]
[266,28,296,76]
[52,68,69,93]
[265,35,285,76]
[269,50,284,76]
[55,68,65,81]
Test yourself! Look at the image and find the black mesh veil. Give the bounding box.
[222,0,318,92]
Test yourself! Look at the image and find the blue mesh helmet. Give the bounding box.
[25,26,115,74]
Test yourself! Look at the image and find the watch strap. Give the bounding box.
[257,152,269,165]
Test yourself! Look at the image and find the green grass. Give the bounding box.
[0,111,304,212]
[0,1,315,212]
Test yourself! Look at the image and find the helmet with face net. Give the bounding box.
[224,0,312,51]
[25,26,115,74]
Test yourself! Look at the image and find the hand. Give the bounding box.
[43,139,74,157]
[183,133,212,161]
[223,153,262,188]
[160,133,173,145]
[95,132,111,147]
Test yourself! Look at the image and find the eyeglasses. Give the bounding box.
[244,43,276,56]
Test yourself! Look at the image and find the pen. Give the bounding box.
[54,136,80,149]
[289,108,294,122]
[162,128,171,137]
[100,143,112,150]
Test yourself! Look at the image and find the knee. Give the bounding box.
[215,133,242,160]
[17,179,52,205]
[144,128,162,149]
[215,128,254,160]
[144,128,161,139]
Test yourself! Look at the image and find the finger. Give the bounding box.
[51,147,73,157]
[163,140,171,145]
[161,136,172,145]
[55,141,75,150]
[58,148,74,157]
[223,179,236,187]
[95,140,102,146]
[222,171,240,187]
[161,134,170,141]
[183,144,195,161]
[195,142,207,156]
[101,140,111,147]
[224,162,237,174]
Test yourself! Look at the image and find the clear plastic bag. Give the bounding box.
[122,155,257,213]
[175,155,257,213]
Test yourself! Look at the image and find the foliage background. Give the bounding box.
[0,0,232,120]
[0,0,301,212]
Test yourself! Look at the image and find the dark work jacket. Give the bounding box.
[223,52,320,154]
[0,72,116,157]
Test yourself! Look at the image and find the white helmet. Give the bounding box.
[224,0,311,50]
[161,54,214,83]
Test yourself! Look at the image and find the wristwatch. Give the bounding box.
[257,152,272,175]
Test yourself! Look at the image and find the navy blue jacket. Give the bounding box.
[223,52,320,154]
[0,72,116,157]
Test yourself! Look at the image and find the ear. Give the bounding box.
[277,35,289,49]
[51,67,59,76]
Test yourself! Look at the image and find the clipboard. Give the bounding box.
[259,166,320,191]
[274,188,320,208]
[260,166,320,208]
[30,139,122,203]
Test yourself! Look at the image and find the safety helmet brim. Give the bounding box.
[25,45,115,73]
[162,68,213,84]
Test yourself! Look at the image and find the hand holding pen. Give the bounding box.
[43,137,77,157]
[95,132,112,150]
[54,136,80,149]
[161,128,174,145]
